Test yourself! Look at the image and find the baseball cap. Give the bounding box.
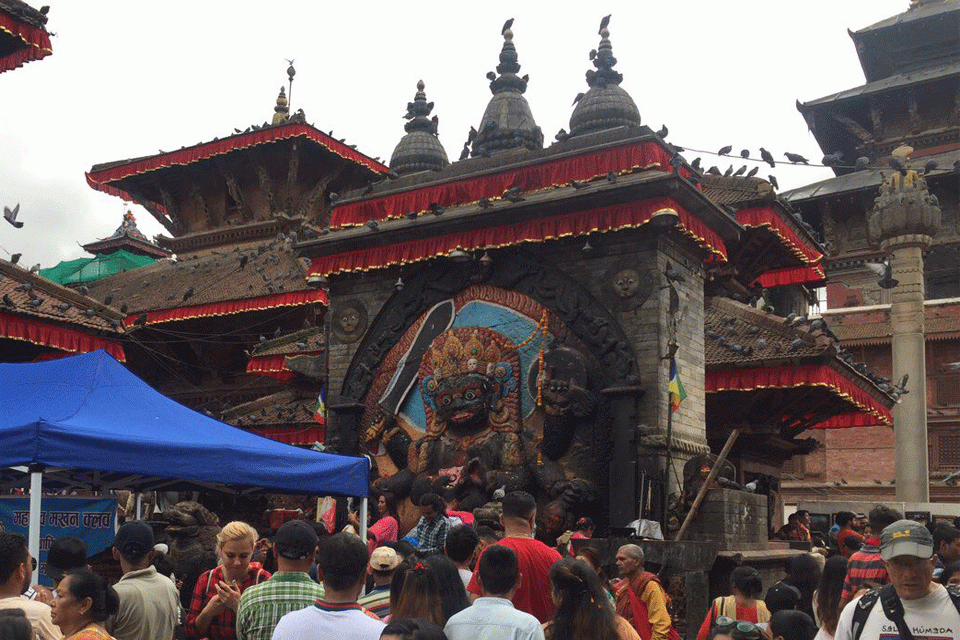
[44,537,87,581]
[880,519,934,560]
[114,521,154,561]
[369,546,400,572]
[274,520,318,560]
[764,581,801,613]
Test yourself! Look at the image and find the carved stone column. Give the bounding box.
[868,146,941,502]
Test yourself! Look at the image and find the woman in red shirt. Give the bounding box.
[696,566,770,640]
[186,521,271,640]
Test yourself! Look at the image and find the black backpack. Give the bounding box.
[852,584,960,640]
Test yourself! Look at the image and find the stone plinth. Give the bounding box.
[686,488,768,547]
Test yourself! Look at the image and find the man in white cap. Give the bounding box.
[835,519,960,640]
[358,546,399,619]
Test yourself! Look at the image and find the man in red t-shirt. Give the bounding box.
[467,491,561,623]
[834,511,864,558]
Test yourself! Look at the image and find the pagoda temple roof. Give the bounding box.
[781,147,960,203]
[246,327,324,381]
[857,0,958,33]
[0,260,126,360]
[84,238,325,326]
[301,128,744,278]
[220,388,323,445]
[0,0,51,73]
[798,61,959,109]
[705,296,896,433]
[823,300,960,346]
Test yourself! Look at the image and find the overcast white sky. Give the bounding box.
[0,0,905,268]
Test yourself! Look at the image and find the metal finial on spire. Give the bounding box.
[272,86,289,125]
[569,14,641,136]
[285,59,296,113]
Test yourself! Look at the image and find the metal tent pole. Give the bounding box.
[135,492,142,521]
[28,470,42,586]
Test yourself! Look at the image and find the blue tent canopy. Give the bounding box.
[0,350,368,497]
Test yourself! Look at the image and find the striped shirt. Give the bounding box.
[358,585,391,619]
[236,571,324,640]
[840,537,888,603]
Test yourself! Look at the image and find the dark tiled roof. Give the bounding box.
[829,310,960,345]
[221,389,317,426]
[855,0,958,34]
[705,297,827,367]
[85,240,310,314]
[251,327,324,357]
[700,175,776,206]
[0,261,123,332]
[0,0,47,28]
[798,62,960,109]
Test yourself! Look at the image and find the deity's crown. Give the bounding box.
[425,329,509,379]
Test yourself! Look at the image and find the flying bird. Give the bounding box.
[759,148,775,168]
[784,152,809,164]
[718,145,733,156]
[866,259,898,289]
[3,204,22,228]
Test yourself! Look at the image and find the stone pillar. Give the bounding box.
[867,146,941,503]
[885,238,931,501]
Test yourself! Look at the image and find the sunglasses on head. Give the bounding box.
[714,617,765,638]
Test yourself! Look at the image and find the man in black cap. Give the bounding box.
[236,519,323,640]
[835,519,960,640]
[105,520,179,640]
[22,536,86,604]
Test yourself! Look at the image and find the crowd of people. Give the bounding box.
[2,498,960,640]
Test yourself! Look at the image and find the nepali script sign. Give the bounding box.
[0,497,116,586]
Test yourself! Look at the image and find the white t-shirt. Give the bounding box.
[271,602,384,640]
[835,584,960,640]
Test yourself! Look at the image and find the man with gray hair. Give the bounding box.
[614,544,676,640]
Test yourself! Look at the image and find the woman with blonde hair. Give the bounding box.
[186,521,271,640]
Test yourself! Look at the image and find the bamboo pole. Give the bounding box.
[674,428,740,541]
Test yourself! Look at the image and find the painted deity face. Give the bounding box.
[613,268,641,298]
[338,309,360,334]
[434,373,494,435]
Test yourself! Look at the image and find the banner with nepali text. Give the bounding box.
[0,497,116,586]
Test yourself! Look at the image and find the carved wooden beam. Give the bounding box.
[285,140,300,214]
[908,89,921,134]
[190,182,215,227]
[246,148,277,215]
[830,112,874,144]
[298,165,343,221]
[155,184,183,234]
[868,98,883,140]
[214,157,252,221]
[124,185,178,235]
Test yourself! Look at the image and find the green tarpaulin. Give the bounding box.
[40,250,156,284]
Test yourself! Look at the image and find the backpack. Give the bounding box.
[852,584,960,640]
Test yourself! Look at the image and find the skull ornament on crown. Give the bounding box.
[418,327,521,440]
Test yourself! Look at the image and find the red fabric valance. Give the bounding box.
[86,123,388,210]
[125,290,327,326]
[251,425,324,446]
[754,263,826,288]
[330,141,679,229]
[246,352,323,380]
[0,12,52,73]
[0,313,125,361]
[706,364,893,429]
[737,207,823,266]
[309,196,726,277]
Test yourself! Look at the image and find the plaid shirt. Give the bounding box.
[186,563,271,640]
[236,571,324,640]
[412,515,449,555]
[840,536,888,603]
